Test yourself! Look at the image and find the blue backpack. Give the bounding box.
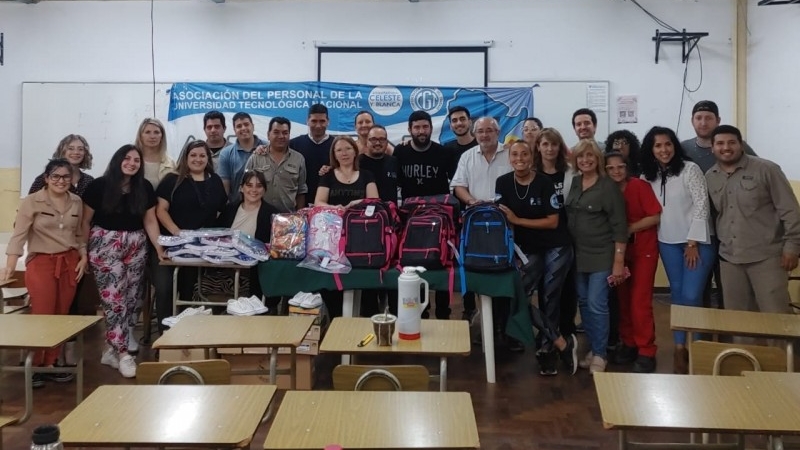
[458,204,515,292]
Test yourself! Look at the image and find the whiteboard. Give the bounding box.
[488,81,610,148]
[21,82,177,194]
[319,48,487,87]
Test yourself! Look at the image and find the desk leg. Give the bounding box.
[76,332,84,404]
[234,269,241,300]
[269,348,277,385]
[479,295,496,384]
[439,357,447,392]
[290,348,297,391]
[341,290,355,365]
[20,351,34,424]
[172,266,180,316]
[787,341,794,373]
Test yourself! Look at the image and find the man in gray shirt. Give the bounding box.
[706,125,800,314]
[681,100,756,173]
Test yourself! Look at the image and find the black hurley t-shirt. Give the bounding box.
[319,170,376,207]
[358,154,398,202]
[394,142,456,199]
[495,172,572,253]
[156,173,228,235]
[82,176,157,231]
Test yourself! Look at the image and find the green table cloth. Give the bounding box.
[258,259,534,345]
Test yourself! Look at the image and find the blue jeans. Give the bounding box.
[659,242,716,345]
[575,270,611,358]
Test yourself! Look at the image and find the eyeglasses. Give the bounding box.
[368,137,388,143]
[48,174,71,182]
[613,139,629,146]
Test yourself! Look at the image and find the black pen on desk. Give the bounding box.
[357,333,374,347]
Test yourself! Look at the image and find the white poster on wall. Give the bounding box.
[616,95,638,124]
[587,83,609,112]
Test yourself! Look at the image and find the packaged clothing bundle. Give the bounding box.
[298,206,351,274]
[270,213,307,260]
[160,228,266,267]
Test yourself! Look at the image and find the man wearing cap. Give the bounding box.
[705,124,800,315]
[681,100,757,173]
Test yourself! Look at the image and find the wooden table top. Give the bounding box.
[152,315,315,349]
[670,305,800,339]
[320,317,471,356]
[263,391,480,449]
[0,315,100,349]
[60,385,276,447]
[594,372,800,434]
[742,371,800,401]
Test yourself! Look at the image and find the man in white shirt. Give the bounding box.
[451,117,513,204]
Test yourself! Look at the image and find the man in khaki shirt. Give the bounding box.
[705,125,800,313]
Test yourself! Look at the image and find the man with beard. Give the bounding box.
[394,110,458,319]
[443,106,477,157]
[706,124,800,316]
[359,125,398,203]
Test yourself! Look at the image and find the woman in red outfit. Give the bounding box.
[605,152,662,373]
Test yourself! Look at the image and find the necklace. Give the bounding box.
[513,174,532,200]
[46,190,70,230]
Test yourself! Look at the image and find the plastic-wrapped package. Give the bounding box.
[158,235,195,247]
[201,247,240,258]
[298,207,351,274]
[169,255,206,264]
[270,213,307,260]
[200,236,235,248]
[179,228,235,239]
[200,252,259,267]
[231,231,269,262]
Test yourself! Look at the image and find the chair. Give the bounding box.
[0,414,17,450]
[332,365,430,391]
[1,270,29,315]
[690,340,787,375]
[136,360,231,385]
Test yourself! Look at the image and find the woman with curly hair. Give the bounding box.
[29,134,94,195]
[605,129,641,177]
[640,126,715,374]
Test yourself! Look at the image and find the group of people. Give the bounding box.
[5,98,799,385]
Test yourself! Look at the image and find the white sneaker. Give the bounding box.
[299,293,323,309]
[127,326,139,354]
[101,347,119,369]
[589,355,607,375]
[118,354,137,378]
[162,306,206,328]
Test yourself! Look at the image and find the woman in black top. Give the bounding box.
[496,141,577,376]
[217,170,279,307]
[82,145,163,378]
[315,136,378,207]
[153,140,227,331]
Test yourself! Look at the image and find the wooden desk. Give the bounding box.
[60,384,276,448]
[594,372,800,449]
[670,305,800,371]
[319,317,470,391]
[152,315,315,389]
[742,371,800,400]
[263,391,480,449]
[0,315,100,424]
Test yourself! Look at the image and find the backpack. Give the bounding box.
[397,204,457,270]
[459,204,515,276]
[342,200,401,269]
[399,194,461,227]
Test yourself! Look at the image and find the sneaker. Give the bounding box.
[118,354,137,378]
[42,372,74,383]
[613,345,638,364]
[461,309,480,327]
[559,334,578,375]
[589,355,607,375]
[127,326,139,355]
[298,293,323,309]
[31,373,45,389]
[506,337,525,353]
[101,347,119,369]
[162,306,206,328]
[633,355,657,373]
[537,350,558,376]
[578,350,593,369]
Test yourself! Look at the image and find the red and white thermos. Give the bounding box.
[397,266,430,340]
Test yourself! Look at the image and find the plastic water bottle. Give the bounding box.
[31,424,63,450]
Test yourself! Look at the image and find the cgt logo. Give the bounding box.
[409,88,444,114]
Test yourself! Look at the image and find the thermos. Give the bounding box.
[31,424,63,450]
[397,266,430,340]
